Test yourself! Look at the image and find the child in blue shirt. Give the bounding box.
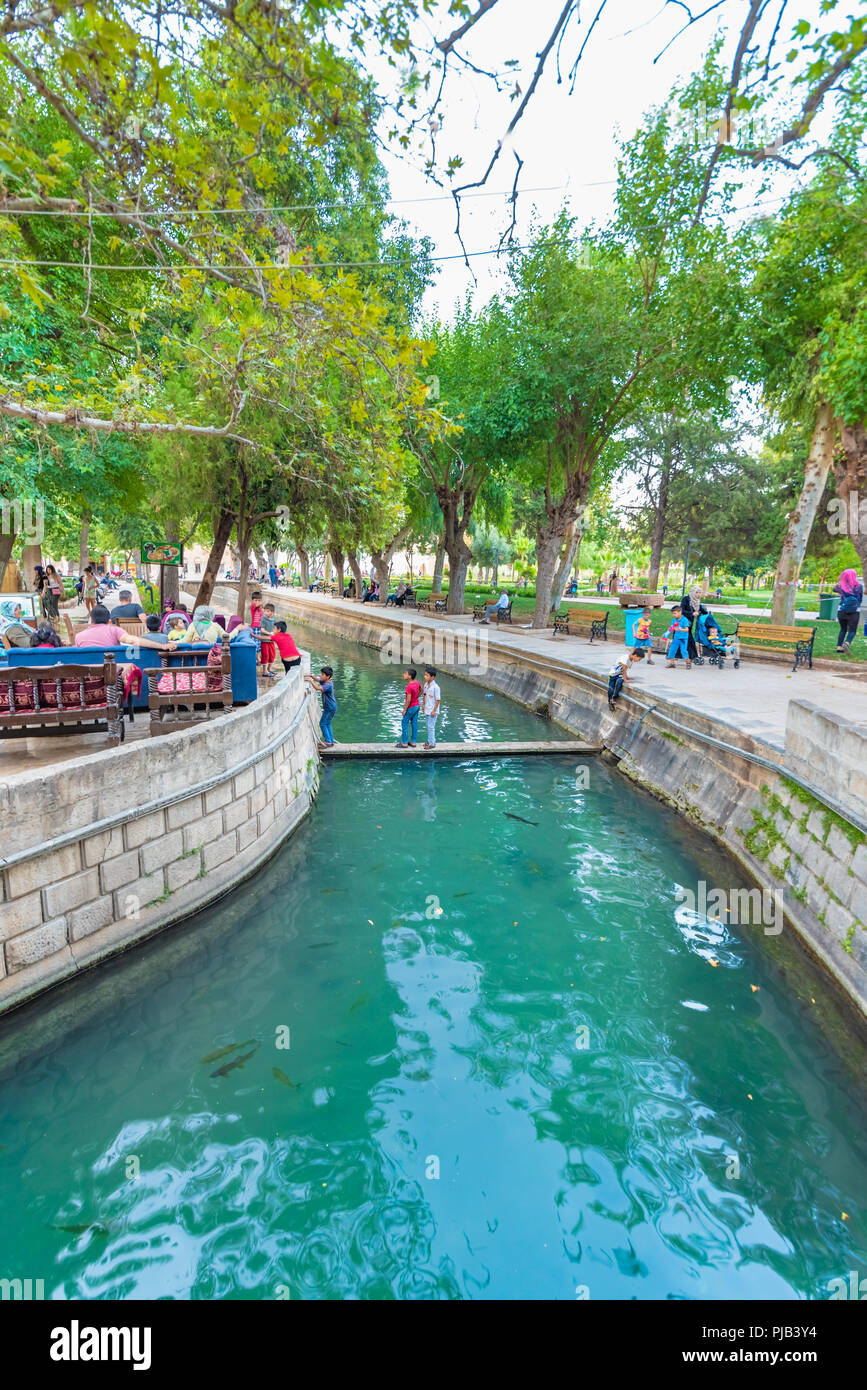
[665,605,691,669]
[305,665,338,747]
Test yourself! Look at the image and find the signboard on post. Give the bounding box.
[142,541,183,566]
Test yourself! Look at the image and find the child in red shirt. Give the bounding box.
[396,666,421,747]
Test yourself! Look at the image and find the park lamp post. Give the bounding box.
[682,537,699,596]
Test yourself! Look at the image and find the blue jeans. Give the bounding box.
[320,706,336,743]
[400,706,419,743]
[667,633,689,660]
[425,713,438,746]
[484,603,500,622]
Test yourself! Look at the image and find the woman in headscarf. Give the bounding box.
[832,568,864,653]
[679,584,707,661]
[177,604,223,645]
[0,600,33,648]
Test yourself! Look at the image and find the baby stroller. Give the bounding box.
[695,611,740,669]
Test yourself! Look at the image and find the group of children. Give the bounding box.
[303,664,443,752]
[249,590,302,678]
[607,602,729,710]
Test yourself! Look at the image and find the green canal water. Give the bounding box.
[1,629,865,1300]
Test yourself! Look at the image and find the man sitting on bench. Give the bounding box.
[484,590,510,624]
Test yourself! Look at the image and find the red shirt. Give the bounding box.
[250,602,263,626]
[405,679,421,708]
[272,631,300,660]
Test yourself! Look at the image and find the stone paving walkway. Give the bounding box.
[277,590,866,755]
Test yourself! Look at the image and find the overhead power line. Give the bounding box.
[0,183,575,218]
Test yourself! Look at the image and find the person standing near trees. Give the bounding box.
[679,585,707,661]
[43,565,64,620]
[82,565,98,614]
[833,568,863,653]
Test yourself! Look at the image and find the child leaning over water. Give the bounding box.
[607,647,646,711]
[305,665,338,748]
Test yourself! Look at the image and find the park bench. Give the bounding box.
[0,654,128,743]
[550,606,608,641]
[419,592,447,613]
[473,599,513,624]
[734,621,816,671]
[147,644,233,734]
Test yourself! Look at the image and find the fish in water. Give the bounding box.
[200,1040,256,1065]
[452,891,473,898]
[308,942,335,949]
[51,1222,110,1237]
[349,993,369,1013]
[319,888,345,896]
[504,812,538,826]
[272,1067,298,1088]
[211,1046,258,1078]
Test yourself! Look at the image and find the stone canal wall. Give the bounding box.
[0,664,320,1014]
[253,588,867,1017]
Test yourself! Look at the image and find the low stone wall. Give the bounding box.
[0,664,320,1014]
[785,699,867,823]
[257,588,867,1016]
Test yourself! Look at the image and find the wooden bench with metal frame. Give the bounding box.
[734,622,816,671]
[147,644,234,735]
[473,599,513,624]
[418,592,447,613]
[550,606,609,641]
[0,655,127,742]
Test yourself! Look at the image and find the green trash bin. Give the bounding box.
[818,592,836,621]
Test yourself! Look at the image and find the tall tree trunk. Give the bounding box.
[347,550,364,600]
[0,528,15,591]
[438,496,473,614]
[20,542,43,595]
[194,508,234,609]
[236,531,251,618]
[432,538,445,591]
[834,419,867,576]
[160,518,180,610]
[533,529,563,628]
[79,514,90,572]
[296,544,310,589]
[552,517,581,605]
[772,402,835,623]
[371,523,412,604]
[330,545,345,596]
[647,435,673,592]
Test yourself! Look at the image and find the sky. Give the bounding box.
[368,0,825,319]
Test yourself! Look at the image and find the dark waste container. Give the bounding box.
[818,592,836,621]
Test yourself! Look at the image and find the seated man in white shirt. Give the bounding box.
[484,590,510,624]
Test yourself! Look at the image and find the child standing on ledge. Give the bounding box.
[249,590,263,638]
[305,666,338,748]
[665,604,691,669]
[634,606,654,664]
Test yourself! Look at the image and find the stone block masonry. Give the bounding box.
[0,664,320,1015]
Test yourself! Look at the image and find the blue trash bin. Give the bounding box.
[624,607,643,647]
